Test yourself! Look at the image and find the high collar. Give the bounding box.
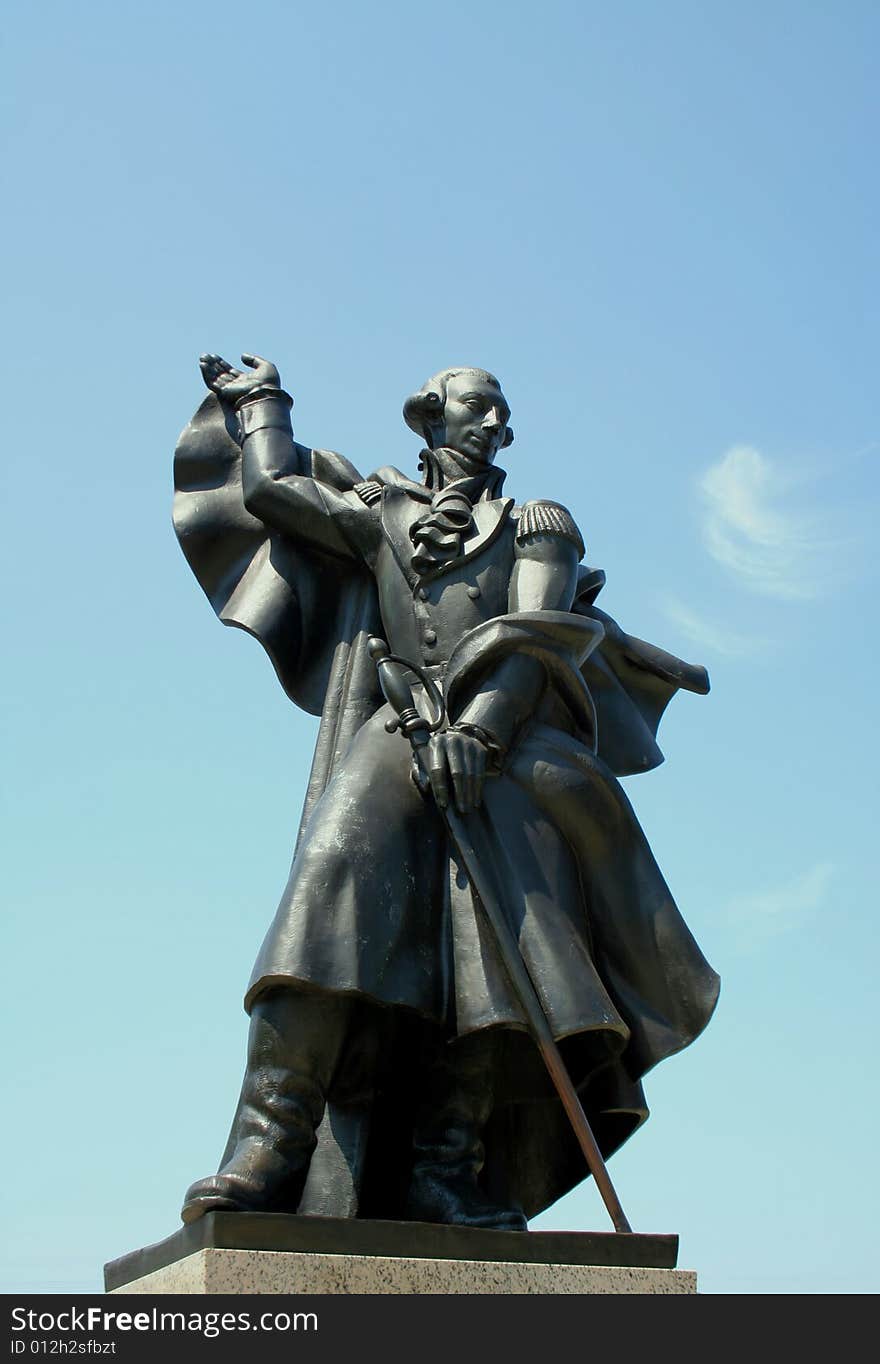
[418,446,507,500]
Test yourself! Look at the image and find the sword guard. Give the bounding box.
[368,637,446,737]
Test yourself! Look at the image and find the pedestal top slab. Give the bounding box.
[105,1212,679,1293]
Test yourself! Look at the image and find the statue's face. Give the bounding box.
[441,373,511,462]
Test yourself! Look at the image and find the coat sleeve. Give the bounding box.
[452,501,585,755]
[238,394,380,562]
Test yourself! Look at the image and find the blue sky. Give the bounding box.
[3,1,877,1294]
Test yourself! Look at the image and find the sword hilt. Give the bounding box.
[367,638,445,746]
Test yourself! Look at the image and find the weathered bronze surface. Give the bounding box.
[172,354,719,1232]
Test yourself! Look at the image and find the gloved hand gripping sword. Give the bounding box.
[368,637,633,1235]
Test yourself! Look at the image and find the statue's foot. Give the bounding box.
[181,1172,282,1224]
[181,1177,250,1224]
[406,1171,527,1232]
[180,1143,309,1223]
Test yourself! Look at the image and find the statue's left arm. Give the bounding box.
[508,504,583,613]
[424,503,586,813]
[452,502,584,754]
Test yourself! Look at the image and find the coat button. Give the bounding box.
[467,585,481,599]
[424,629,437,647]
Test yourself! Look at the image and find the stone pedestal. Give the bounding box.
[105,1213,696,1295]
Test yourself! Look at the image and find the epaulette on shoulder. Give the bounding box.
[515,500,585,558]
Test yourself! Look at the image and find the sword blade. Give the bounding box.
[443,804,632,1235]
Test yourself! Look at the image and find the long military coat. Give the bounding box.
[173,394,720,1220]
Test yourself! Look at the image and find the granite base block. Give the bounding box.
[111,1246,696,1294]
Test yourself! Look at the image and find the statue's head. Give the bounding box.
[403,368,514,463]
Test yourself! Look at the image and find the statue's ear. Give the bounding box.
[502,426,515,449]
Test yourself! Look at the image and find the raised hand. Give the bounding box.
[199,352,282,405]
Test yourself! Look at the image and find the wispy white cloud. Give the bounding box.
[662,595,765,659]
[699,446,839,600]
[726,861,834,947]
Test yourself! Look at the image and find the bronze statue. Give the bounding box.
[172,353,719,1232]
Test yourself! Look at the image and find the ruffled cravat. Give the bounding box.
[410,484,476,575]
[409,448,507,577]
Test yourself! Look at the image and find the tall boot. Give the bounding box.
[181,989,351,1224]
[405,1031,527,1231]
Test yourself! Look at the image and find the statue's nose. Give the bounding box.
[482,406,502,432]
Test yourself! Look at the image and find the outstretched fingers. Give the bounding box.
[199,352,240,393]
[198,350,280,398]
[240,352,281,386]
[200,353,234,375]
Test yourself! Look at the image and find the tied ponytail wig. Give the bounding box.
[403,367,515,449]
